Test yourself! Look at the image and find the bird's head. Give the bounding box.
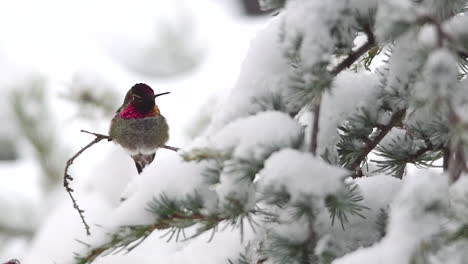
[120,83,170,118]
[130,83,170,111]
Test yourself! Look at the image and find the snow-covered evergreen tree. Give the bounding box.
[54,0,468,263]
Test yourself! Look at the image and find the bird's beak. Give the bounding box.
[153,92,170,98]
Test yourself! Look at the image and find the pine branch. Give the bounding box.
[76,212,234,263]
[372,131,443,178]
[76,191,261,263]
[64,130,180,236]
[330,24,376,75]
[325,184,369,230]
[405,141,438,164]
[350,109,406,177]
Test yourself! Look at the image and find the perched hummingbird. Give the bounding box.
[109,83,170,174]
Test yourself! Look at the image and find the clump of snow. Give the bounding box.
[112,154,213,226]
[382,32,426,111]
[375,0,416,41]
[210,111,303,160]
[412,49,459,108]
[91,223,253,264]
[318,71,380,157]
[444,15,468,50]
[449,176,468,220]
[281,1,357,85]
[333,172,449,264]
[315,175,402,255]
[258,149,346,201]
[210,111,303,211]
[453,78,468,123]
[376,0,466,43]
[268,216,311,244]
[418,24,439,49]
[353,175,402,218]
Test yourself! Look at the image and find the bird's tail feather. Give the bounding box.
[131,153,156,174]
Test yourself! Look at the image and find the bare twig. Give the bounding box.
[80,130,112,139]
[161,145,180,152]
[64,130,180,235]
[64,131,112,235]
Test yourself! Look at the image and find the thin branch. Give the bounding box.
[305,216,318,264]
[64,131,112,235]
[309,23,384,176]
[64,130,180,236]
[77,246,108,264]
[309,102,321,155]
[161,145,180,152]
[331,24,376,75]
[80,130,112,139]
[351,109,406,178]
[309,25,376,155]
[404,134,439,165]
[443,145,450,171]
[446,107,468,182]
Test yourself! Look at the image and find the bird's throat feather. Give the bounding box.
[119,104,160,119]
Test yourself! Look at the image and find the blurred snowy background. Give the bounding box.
[0,0,268,262]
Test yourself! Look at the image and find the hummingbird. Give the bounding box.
[109,83,170,174]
